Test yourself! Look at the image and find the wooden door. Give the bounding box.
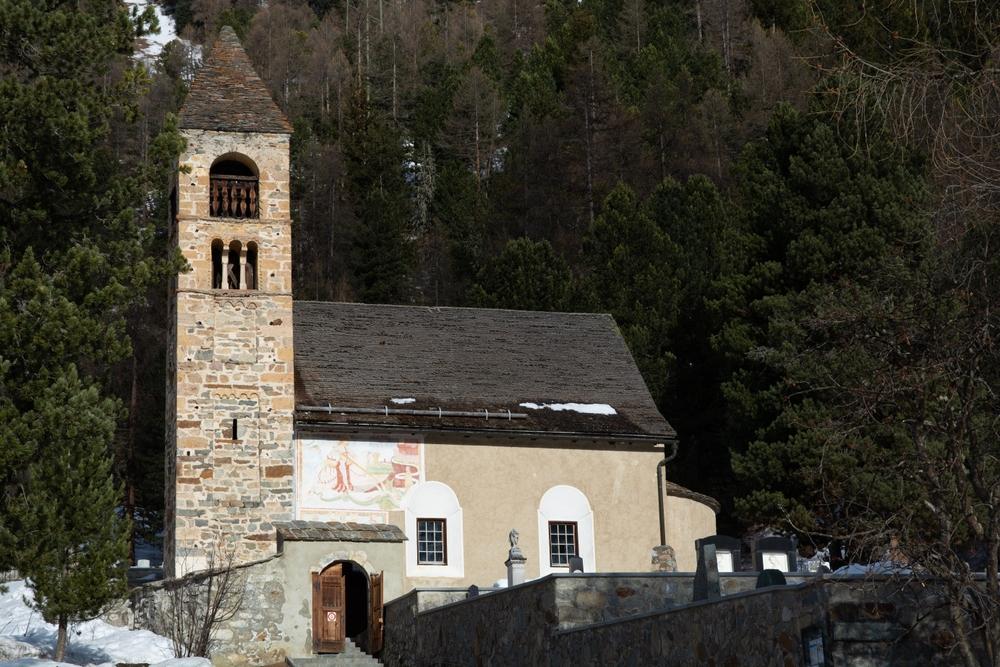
[312,564,345,653]
[369,571,384,654]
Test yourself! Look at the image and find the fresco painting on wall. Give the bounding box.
[297,438,423,520]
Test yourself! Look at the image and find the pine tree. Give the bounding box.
[341,88,414,302]
[0,0,183,573]
[469,237,573,311]
[714,106,930,523]
[579,183,680,402]
[13,366,129,660]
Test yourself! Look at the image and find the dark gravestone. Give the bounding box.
[753,535,798,572]
[568,556,584,573]
[695,535,742,572]
[467,585,479,598]
[756,569,787,588]
[693,543,721,601]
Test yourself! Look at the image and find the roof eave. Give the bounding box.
[292,417,676,446]
[178,121,294,135]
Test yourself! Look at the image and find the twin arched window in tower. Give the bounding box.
[211,239,258,290]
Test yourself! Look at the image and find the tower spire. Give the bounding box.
[179,26,292,134]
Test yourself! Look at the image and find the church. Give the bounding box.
[164,26,717,660]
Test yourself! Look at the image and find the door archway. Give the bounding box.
[311,560,384,654]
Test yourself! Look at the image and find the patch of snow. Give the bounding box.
[832,562,912,576]
[518,402,617,415]
[152,659,211,667]
[0,581,175,666]
[134,534,163,568]
[0,637,42,660]
[124,1,178,61]
[390,398,416,405]
[0,660,77,667]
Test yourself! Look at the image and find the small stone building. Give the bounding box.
[164,27,717,661]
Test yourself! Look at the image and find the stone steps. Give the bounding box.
[286,639,381,667]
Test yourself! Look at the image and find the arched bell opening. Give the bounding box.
[245,241,259,290]
[210,153,259,219]
[227,240,242,289]
[211,239,224,289]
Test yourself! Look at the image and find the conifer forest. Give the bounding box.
[2,0,1000,643]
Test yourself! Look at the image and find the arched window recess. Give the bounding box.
[211,239,258,291]
[227,240,242,289]
[210,154,259,219]
[211,239,224,289]
[246,241,258,290]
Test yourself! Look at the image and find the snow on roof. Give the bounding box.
[293,302,674,441]
[519,402,617,415]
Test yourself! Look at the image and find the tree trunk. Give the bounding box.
[696,0,703,43]
[584,48,596,227]
[55,616,68,660]
[125,352,138,564]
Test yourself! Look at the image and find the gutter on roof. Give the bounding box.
[297,404,528,420]
[293,417,676,446]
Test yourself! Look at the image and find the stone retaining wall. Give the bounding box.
[383,574,980,667]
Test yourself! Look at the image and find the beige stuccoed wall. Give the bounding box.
[293,434,717,588]
[664,495,718,572]
[413,439,717,586]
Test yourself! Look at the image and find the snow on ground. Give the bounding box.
[390,398,416,405]
[519,402,617,415]
[0,581,178,667]
[124,0,177,61]
[3,660,209,667]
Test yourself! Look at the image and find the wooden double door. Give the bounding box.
[312,562,384,654]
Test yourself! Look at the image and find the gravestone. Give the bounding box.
[693,543,721,601]
[695,535,742,573]
[753,535,798,572]
[756,569,787,588]
[568,556,584,573]
[467,585,479,598]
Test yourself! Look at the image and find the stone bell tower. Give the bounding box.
[165,26,295,576]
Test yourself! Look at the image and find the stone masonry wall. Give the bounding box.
[133,555,289,667]
[131,539,406,667]
[382,575,979,667]
[166,128,294,576]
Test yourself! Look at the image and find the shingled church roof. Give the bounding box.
[179,26,292,134]
[292,302,676,443]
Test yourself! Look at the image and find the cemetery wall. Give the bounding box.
[382,574,978,667]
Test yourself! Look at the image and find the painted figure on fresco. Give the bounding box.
[298,438,423,516]
[317,441,355,492]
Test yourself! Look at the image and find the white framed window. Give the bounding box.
[417,518,447,565]
[402,482,464,578]
[537,485,595,576]
[548,521,578,567]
